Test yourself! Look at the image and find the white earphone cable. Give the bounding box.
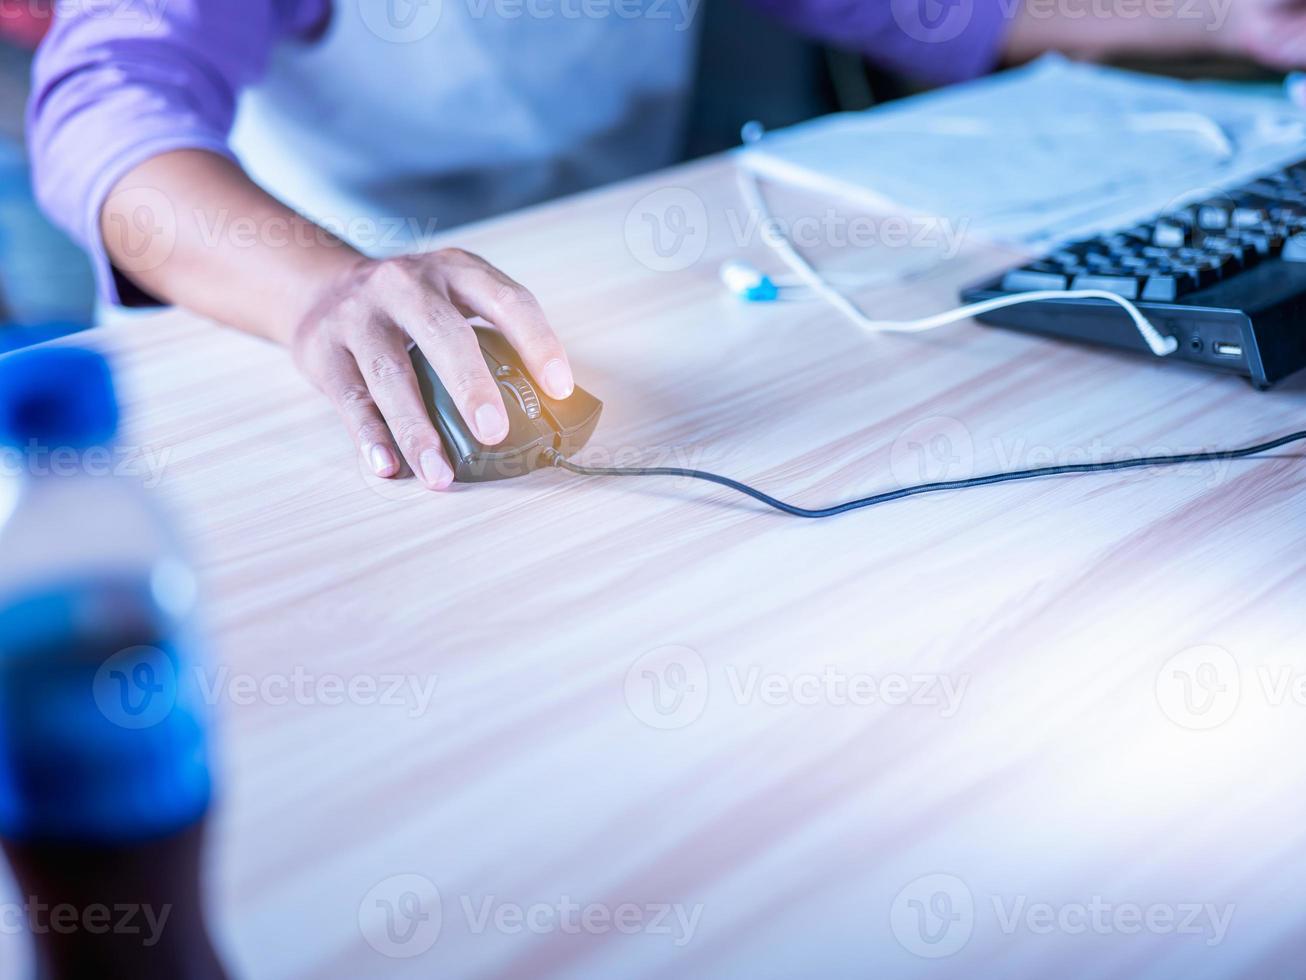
[733,165,1179,357]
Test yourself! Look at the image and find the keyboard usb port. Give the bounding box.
[1213,342,1244,358]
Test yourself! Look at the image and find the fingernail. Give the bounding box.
[542,358,574,399]
[420,449,454,489]
[368,443,397,477]
[475,403,508,443]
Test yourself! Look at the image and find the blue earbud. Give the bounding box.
[719,260,780,302]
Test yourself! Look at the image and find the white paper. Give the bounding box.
[738,55,1306,248]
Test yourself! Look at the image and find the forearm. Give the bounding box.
[1004,2,1226,63]
[101,150,362,345]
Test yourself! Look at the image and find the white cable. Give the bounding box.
[733,164,1179,358]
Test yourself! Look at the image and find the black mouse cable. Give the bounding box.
[543,429,1306,519]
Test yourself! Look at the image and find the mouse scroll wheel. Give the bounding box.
[495,366,542,420]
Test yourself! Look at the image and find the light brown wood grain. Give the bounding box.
[2,155,1304,979]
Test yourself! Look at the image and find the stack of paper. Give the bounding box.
[738,55,1306,248]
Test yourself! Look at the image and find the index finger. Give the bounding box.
[429,249,575,401]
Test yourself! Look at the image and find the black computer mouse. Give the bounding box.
[409,327,602,482]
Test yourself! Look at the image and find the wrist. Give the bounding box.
[274,241,371,348]
[289,252,376,351]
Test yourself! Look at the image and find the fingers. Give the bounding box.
[430,248,575,401]
[345,325,456,490]
[317,351,403,479]
[377,261,511,446]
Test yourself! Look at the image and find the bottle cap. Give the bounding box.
[0,347,119,449]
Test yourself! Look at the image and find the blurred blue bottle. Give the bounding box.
[0,347,226,979]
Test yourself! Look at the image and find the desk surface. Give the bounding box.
[4,156,1305,978]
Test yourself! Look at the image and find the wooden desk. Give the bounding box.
[3,156,1304,978]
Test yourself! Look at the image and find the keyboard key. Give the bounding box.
[1282,234,1306,262]
[1141,275,1183,302]
[1202,238,1255,270]
[1232,206,1269,227]
[1071,273,1142,299]
[1197,204,1232,230]
[1232,230,1284,257]
[1002,268,1069,291]
[1153,221,1191,248]
[1171,262,1219,288]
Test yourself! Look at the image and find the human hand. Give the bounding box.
[1216,0,1306,67]
[291,249,574,490]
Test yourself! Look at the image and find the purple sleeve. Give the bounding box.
[26,0,327,305]
[746,0,1015,85]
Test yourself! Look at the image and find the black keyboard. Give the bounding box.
[961,157,1306,389]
